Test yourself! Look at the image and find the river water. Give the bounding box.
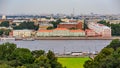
[0,40,111,54]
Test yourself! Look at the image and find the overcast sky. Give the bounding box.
[0,0,120,15]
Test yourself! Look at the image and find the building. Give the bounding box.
[70,30,85,36]
[37,30,53,37]
[57,22,83,29]
[2,15,6,20]
[87,22,111,37]
[12,19,29,26]
[106,20,120,24]
[0,27,13,30]
[39,23,53,30]
[37,28,85,37]
[71,52,83,56]
[52,28,70,36]
[85,29,96,37]
[13,30,33,37]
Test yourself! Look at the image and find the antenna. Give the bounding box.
[73,8,75,18]
[71,8,75,19]
[64,46,66,55]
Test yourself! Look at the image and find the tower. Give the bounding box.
[71,8,75,19]
[2,15,6,19]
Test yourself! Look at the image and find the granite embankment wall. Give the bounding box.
[34,36,120,40]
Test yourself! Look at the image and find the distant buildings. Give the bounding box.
[85,29,96,37]
[0,14,115,38]
[106,20,120,24]
[57,22,83,29]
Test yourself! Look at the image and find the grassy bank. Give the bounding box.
[58,57,89,68]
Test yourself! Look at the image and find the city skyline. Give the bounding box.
[0,0,120,15]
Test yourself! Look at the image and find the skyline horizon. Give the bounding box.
[0,0,120,15]
[0,12,120,16]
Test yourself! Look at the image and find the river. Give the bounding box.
[0,40,112,54]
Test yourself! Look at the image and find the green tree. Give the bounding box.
[83,19,88,30]
[49,21,58,28]
[56,19,62,24]
[47,50,63,68]
[47,26,54,30]
[0,21,9,27]
[13,21,39,30]
[0,42,16,60]
[0,64,12,68]
[35,55,51,68]
[107,39,120,50]
[32,50,45,58]
[84,39,120,68]
[10,48,34,64]
[0,29,3,36]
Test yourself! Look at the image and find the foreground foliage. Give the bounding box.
[84,39,120,68]
[0,42,63,68]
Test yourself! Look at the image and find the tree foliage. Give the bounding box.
[0,42,63,68]
[49,19,62,28]
[13,21,39,30]
[0,21,10,27]
[84,39,120,68]
[0,29,11,36]
[47,26,54,30]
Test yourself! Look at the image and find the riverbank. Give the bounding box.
[34,36,120,40]
[1,36,120,41]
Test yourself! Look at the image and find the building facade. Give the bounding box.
[13,30,33,37]
[37,28,85,37]
[87,22,111,37]
[85,29,96,37]
[57,22,83,29]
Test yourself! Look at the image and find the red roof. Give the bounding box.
[54,28,68,30]
[38,30,53,32]
[70,29,85,32]
[85,29,93,31]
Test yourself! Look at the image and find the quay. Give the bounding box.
[34,37,118,40]
[7,36,120,41]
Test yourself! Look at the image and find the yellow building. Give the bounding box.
[13,30,33,37]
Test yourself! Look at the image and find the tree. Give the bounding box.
[49,21,58,28]
[47,26,54,30]
[34,24,39,31]
[0,42,63,68]
[107,39,120,50]
[47,50,63,68]
[84,39,120,68]
[56,19,62,24]
[35,55,51,68]
[0,21,9,27]
[83,19,88,30]
[0,42,17,60]
[32,50,45,58]
[0,29,3,36]
[0,64,12,68]
[13,21,39,30]
[49,20,61,28]
[10,48,34,64]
